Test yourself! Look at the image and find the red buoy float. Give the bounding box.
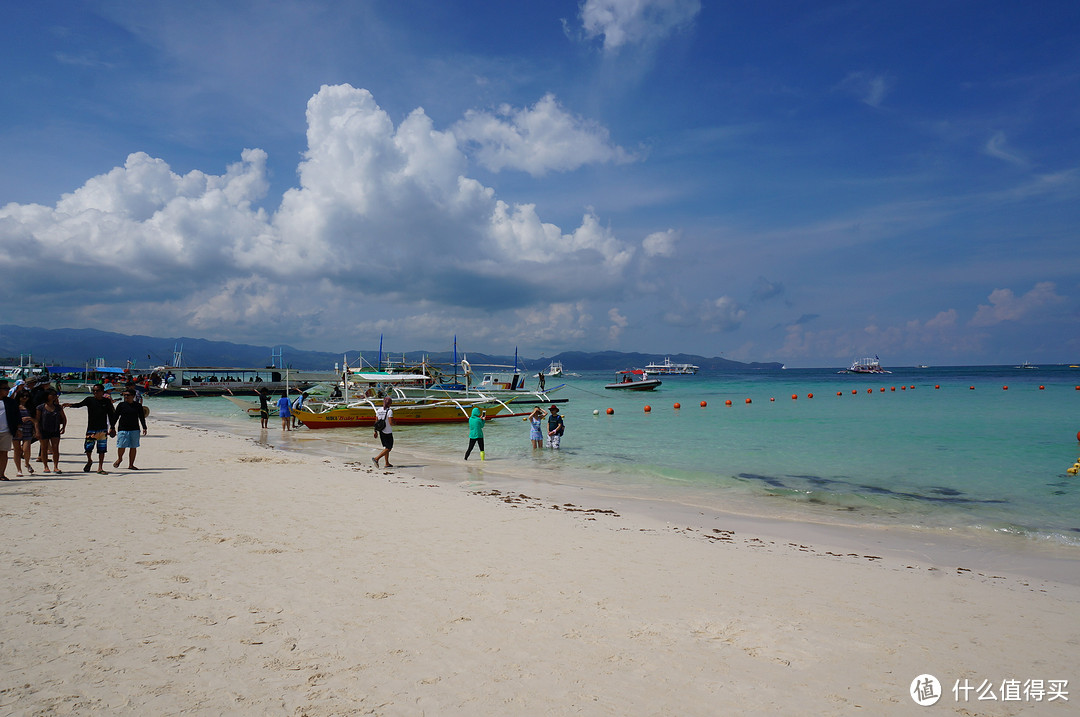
[745,398,752,404]
[673,402,681,410]
[724,399,732,406]
[700,400,707,408]
[606,407,614,415]
[643,405,651,412]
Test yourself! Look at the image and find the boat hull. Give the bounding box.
[292,401,506,429]
[604,379,663,391]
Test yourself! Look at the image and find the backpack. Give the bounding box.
[373,408,387,433]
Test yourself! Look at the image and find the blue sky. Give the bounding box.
[1,1,1078,367]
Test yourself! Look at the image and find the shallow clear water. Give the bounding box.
[148,365,1080,547]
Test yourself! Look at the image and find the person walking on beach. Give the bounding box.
[524,406,546,449]
[36,390,66,474]
[372,397,394,468]
[546,404,564,449]
[63,384,116,474]
[277,392,292,431]
[0,380,21,480]
[12,391,39,477]
[464,407,486,460]
[537,371,546,391]
[257,387,270,429]
[112,389,148,470]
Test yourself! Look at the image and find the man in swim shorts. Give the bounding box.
[63,384,117,474]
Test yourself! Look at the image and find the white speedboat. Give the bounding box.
[605,369,662,391]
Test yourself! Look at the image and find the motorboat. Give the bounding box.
[604,369,662,391]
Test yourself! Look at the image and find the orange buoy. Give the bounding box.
[852,389,858,395]
[700,400,707,408]
[867,388,873,394]
[673,402,681,409]
[909,386,914,389]
[880,387,885,392]
[891,386,896,391]
[1076,430,1080,442]
[606,407,614,415]
[970,386,975,390]
[837,391,842,396]
[1039,386,1045,390]
[745,398,752,404]
[900,385,906,391]
[935,385,940,389]
[643,405,651,412]
[770,397,775,402]
[1003,386,1008,390]
[791,394,798,400]
[807,393,814,399]
[725,399,732,406]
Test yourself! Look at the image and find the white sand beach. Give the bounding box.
[2,420,1078,715]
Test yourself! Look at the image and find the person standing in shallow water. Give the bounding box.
[372,397,394,468]
[258,387,270,429]
[524,406,546,449]
[277,392,292,431]
[546,404,564,449]
[465,407,485,460]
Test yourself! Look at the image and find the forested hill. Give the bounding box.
[0,325,783,372]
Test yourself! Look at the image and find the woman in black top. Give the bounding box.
[36,390,66,474]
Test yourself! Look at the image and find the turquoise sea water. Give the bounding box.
[150,365,1080,548]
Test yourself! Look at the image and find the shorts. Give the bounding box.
[116,430,141,449]
[379,432,394,450]
[259,410,268,419]
[84,431,108,454]
[39,431,61,441]
[0,432,11,451]
[547,433,561,449]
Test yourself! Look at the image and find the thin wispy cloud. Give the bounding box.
[580,0,701,52]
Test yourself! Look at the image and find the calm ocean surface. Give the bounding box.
[150,364,1080,549]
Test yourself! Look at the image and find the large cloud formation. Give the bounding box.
[0,84,663,348]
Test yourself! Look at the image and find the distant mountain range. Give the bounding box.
[0,324,783,372]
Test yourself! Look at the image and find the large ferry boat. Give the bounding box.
[839,356,891,374]
[643,357,699,375]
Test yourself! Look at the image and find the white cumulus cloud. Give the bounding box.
[452,94,634,176]
[0,84,642,346]
[969,282,1064,326]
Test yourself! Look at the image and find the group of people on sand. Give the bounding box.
[0,376,147,480]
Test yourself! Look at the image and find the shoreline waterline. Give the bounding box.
[152,399,1080,587]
